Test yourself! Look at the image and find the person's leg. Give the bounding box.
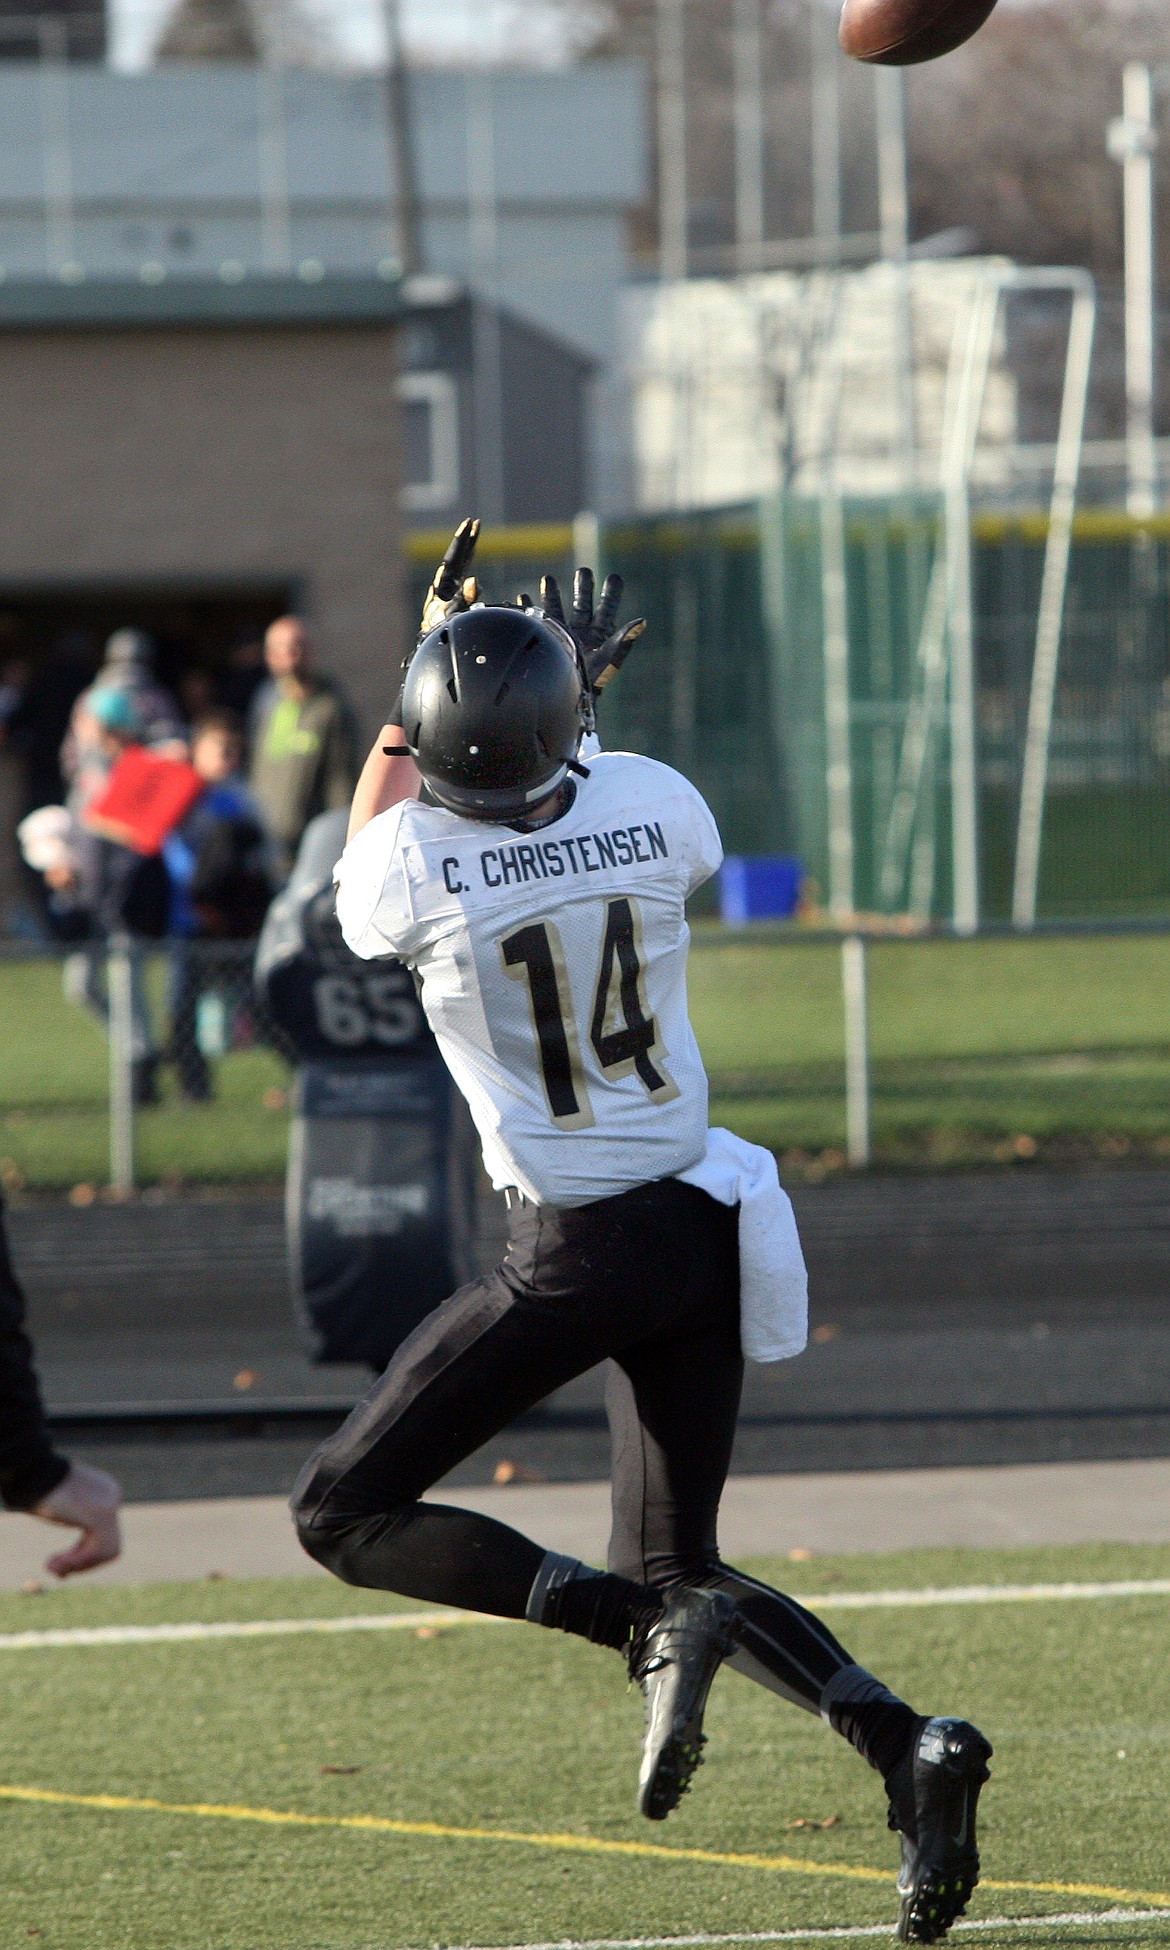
[603,1217,992,1942]
[63,945,107,1030]
[125,939,160,1104]
[127,939,156,1063]
[168,942,211,1101]
[603,1196,921,1784]
[292,1194,692,1650]
[705,1564,922,1779]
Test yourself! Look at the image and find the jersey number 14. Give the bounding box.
[501,896,678,1130]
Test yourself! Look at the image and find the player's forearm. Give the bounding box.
[347,723,421,841]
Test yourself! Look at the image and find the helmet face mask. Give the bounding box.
[402,607,587,822]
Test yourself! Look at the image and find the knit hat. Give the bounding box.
[88,686,142,735]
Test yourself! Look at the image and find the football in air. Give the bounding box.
[838,0,998,64]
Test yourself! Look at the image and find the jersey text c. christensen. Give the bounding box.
[478,822,668,890]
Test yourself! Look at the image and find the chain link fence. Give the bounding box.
[4,514,1169,1191]
[3,922,1169,1193]
[410,507,1164,925]
[689,921,1170,1181]
[0,941,291,1198]
[976,513,1170,918]
[414,504,1170,923]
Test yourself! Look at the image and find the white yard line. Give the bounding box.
[815,1578,1170,1610]
[0,1609,505,1651]
[440,1914,1168,1949]
[1,1578,1168,1653]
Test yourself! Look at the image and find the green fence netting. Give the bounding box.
[975,514,1170,919]
[757,493,946,917]
[595,511,787,859]
[405,505,1170,922]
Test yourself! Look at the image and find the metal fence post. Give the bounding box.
[107,932,135,1197]
[820,486,856,920]
[841,932,871,1168]
[1011,278,1096,929]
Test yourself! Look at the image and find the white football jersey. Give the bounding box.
[334,750,723,1206]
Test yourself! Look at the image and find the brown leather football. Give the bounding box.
[839,0,998,64]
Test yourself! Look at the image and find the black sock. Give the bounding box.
[526,1551,663,1653]
[821,1664,923,1780]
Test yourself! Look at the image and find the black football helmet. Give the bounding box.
[400,606,588,821]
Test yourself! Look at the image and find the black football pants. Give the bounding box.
[292,1177,867,1717]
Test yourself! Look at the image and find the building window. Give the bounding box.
[397,371,459,512]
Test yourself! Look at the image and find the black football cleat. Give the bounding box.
[888,1717,993,1943]
[628,1586,739,1821]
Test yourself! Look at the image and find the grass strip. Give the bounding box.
[431,1920,1170,1948]
[2,1784,1168,1913]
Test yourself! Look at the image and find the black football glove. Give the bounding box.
[386,516,482,730]
[420,515,481,637]
[537,567,647,699]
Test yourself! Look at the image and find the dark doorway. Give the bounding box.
[0,582,295,807]
[0,582,295,697]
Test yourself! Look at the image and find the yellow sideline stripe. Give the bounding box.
[2,1785,1170,1912]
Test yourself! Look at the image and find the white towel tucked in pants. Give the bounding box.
[677,1126,808,1363]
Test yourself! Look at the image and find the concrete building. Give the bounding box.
[0,0,104,60]
[0,60,647,511]
[401,281,593,527]
[0,270,402,739]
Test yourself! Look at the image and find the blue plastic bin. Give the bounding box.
[719,855,803,925]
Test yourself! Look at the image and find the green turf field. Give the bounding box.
[2,1542,1169,1948]
[2,932,1170,1187]
[690,931,1170,1174]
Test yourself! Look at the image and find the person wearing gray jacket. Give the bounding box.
[248,617,357,880]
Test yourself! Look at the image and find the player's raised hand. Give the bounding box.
[388,517,482,728]
[420,517,481,638]
[538,568,647,695]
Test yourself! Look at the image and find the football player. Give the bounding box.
[292,520,991,1944]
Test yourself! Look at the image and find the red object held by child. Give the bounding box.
[84,746,204,856]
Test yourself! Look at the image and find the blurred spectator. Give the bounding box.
[220,633,268,727]
[178,664,216,725]
[1,1190,122,1577]
[0,657,29,746]
[7,631,95,814]
[63,628,185,815]
[0,659,32,930]
[16,803,85,915]
[249,616,357,880]
[163,708,275,1103]
[22,689,169,1105]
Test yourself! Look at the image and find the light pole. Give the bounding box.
[810,0,841,260]
[38,15,77,278]
[874,67,909,264]
[732,0,765,272]
[657,0,687,280]
[1107,61,1158,517]
[384,0,421,274]
[874,64,916,485]
[467,70,506,524]
[257,49,292,273]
